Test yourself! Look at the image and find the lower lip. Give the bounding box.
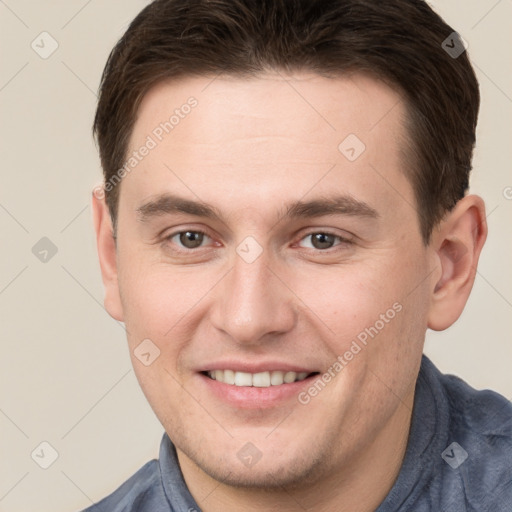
[198,372,317,409]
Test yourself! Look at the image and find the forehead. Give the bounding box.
[134,71,405,148]
[121,72,414,228]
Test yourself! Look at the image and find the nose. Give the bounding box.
[209,250,297,346]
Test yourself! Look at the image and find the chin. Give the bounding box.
[182,438,331,491]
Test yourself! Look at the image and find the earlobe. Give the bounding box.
[92,187,124,321]
[427,195,487,331]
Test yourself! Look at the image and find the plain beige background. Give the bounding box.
[0,1,510,511]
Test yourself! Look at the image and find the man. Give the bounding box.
[88,0,512,510]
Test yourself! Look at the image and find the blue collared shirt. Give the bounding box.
[81,355,512,511]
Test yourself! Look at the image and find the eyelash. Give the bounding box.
[162,229,353,253]
[297,231,353,251]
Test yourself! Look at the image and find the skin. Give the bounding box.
[93,72,487,511]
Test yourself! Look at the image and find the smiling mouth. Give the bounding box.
[201,370,320,387]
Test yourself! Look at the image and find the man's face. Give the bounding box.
[111,73,436,488]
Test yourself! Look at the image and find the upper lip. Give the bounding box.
[198,361,318,374]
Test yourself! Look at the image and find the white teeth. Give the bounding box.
[252,371,271,387]
[270,371,284,385]
[234,371,253,387]
[206,369,311,387]
[283,371,297,383]
[223,369,236,385]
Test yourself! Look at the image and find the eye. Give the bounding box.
[298,232,350,250]
[168,230,211,249]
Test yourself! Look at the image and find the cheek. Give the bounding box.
[291,265,404,340]
[118,255,202,342]
[119,263,199,425]
[289,251,429,365]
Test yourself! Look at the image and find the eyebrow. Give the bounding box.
[284,195,378,220]
[136,193,379,224]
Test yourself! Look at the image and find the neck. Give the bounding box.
[178,387,414,512]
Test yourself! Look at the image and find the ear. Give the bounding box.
[427,194,487,331]
[92,187,124,321]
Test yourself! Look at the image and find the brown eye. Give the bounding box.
[310,233,336,249]
[176,231,205,249]
[297,231,352,251]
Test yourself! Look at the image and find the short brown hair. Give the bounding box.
[93,0,479,243]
